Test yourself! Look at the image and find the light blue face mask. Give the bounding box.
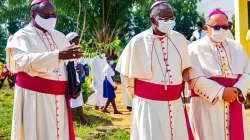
[109,60,114,65]
[195,27,199,30]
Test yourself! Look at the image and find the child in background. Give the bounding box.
[102,57,122,114]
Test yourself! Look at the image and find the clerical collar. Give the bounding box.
[29,23,49,34]
[205,36,223,46]
[150,27,168,40]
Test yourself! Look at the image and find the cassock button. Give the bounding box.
[169,104,172,106]
[226,106,228,108]
[169,75,172,78]
[207,96,209,99]
[226,120,228,122]
[226,113,228,115]
[170,81,173,84]
[57,121,59,123]
[162,47,165,50]
[221,51,223,52]
[204,94,206,96]
[58,128,59,130]
[56,107,59,110]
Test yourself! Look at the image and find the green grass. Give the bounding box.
[0,80,129,140]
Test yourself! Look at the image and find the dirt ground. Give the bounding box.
[106,84,250,132]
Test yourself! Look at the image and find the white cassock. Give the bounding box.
[87,56,107,107]
[116,27,194,140]
[6,24,75,140]
[186,36,250,140]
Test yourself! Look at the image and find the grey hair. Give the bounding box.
[150,3,172,17]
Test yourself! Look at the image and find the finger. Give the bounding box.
[68,46,81,51]
[70,43,75,47]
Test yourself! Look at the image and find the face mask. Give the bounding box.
[210,28,228,43]
[195,27,199,30]
[35,15,57,32]
[109,60,114,65]
[157,19,176,34]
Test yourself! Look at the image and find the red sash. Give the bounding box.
[191,77,244,140]
[135,79,182,101]
[16,72,75,140]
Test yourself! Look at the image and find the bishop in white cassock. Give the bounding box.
[186,10,250,140]
[6,1,84,140]
[116,1,194,140]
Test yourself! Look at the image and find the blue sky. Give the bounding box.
[197,0,234,20]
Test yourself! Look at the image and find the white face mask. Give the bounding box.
[109,60,114,65]
[195,27,199,31]
[35,15,57,32]
[157,19,176,34]
[210,28,228,43]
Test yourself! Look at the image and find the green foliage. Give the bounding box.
[81,77,94,103]
[0,87,13,140]
[126,0,204,39]
[231,14,235,37]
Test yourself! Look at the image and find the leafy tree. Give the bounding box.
[126,0,203,39]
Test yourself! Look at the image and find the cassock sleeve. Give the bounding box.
[233,44,250,101]
[186,45,224,104]
[181,37,191,81]
[120,75,134,103]
[6,34,60,73]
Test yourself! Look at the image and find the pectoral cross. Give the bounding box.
[221,65,229,76]
[161,79,167,90]
[221,57,229,76]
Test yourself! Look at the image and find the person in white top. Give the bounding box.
[186,10,250,140]
[101,57,122,114]
[116,1,194,140]
[6,0,84,139]
[66,32,91,127]
[87,51,107,110]
[191,22,206,41]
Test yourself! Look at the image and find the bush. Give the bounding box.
[81,76,94,103]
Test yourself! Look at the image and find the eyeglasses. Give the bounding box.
[206,24,230,30]
[39,13,57,19]
[155,16,176,22]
